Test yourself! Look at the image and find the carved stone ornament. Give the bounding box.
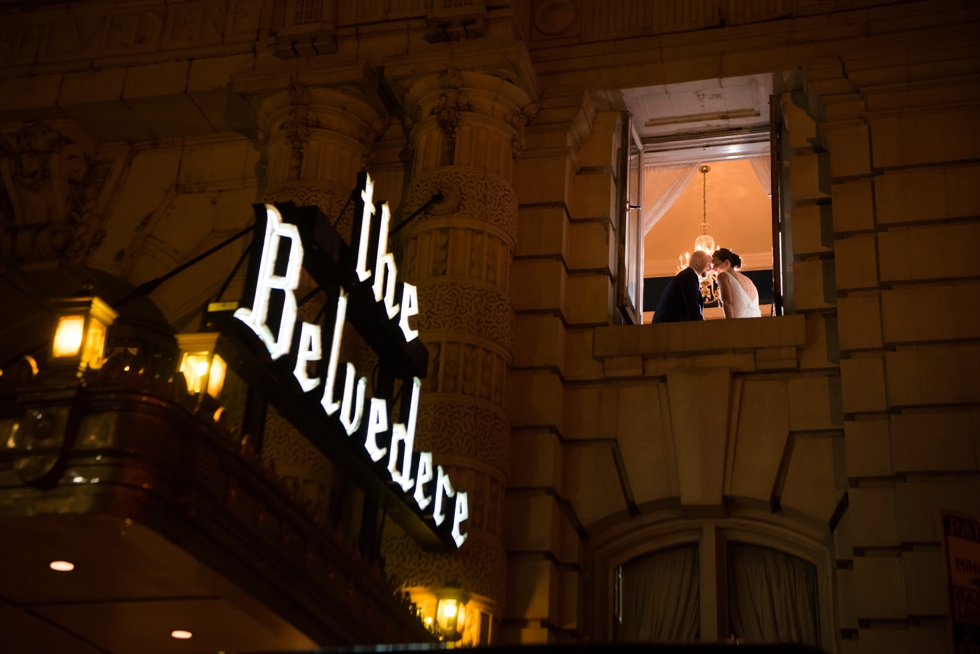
[430,90,471,166]
[271,0,338,59]
[507,101,539,162]
[405,168,518,244]
[533,0,579,36]
[424,0,489,43]
[281,84,321,180]
[0,122,112,266]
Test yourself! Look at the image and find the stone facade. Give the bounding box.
[1,0,978,651]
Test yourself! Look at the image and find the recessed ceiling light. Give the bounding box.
[49,560,74,572]
[171,630,193,640]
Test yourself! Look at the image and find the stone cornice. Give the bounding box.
[233,60,388,121]
[381,41,540,104]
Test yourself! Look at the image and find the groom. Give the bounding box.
[651,251,712,323]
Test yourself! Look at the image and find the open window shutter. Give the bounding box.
[770,95,784,316]
[616,112,644,324]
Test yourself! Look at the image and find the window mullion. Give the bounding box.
[699,524,720,641]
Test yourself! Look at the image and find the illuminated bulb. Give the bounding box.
[195,361,209,377]
[442,603,457,619]
[49,560,74,572]
[171,630,192,640]
[425,617,433,625]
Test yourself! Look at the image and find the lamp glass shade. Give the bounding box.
[176,333,225,399]
[50,296,117,370]
[82,320,108,369]
[180,352,212,395]
[53,316,85,358]
[207,354,226,399]
[436,598,459,634]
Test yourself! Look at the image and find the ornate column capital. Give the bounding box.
[398,67,537,180]
[235,62,390,241]
[401,67,537,127]
[381,41,540,104]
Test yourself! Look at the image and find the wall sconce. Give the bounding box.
[176,333,226,399]
[435,584,469,641]
[50,296,117,371]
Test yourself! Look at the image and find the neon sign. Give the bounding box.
[233,173,467,549]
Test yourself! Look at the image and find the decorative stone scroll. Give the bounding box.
[0,122,113,266]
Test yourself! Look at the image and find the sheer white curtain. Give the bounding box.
[617,545,700,642]
[749,156,772,197]
[728,543,819,646]
[642,164,699,235]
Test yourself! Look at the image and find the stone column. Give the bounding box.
[252,79,388,540]
[381,67,536,641]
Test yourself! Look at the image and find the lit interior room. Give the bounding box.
[620,75,777,322]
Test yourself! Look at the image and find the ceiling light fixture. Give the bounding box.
[49,560,74,572]
[677,165,722,304]
[171,630,193,640]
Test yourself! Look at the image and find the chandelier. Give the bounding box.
[677,165,721,304]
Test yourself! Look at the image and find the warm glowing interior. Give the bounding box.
[643,158,774,321]
[52,316,85,358]
[643,158,772,278]
[180,352,211,395]
[436,598,460,634]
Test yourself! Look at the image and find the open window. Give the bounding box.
[620,75,786,322]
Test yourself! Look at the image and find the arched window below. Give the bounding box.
[606,524,829,648]
[616,544,700,642]
[728,543,820,646]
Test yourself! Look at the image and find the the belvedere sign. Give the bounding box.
[232,172,467,549]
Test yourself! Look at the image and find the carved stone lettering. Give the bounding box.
[164,2,225,46]
[226,0,263,40]
[103,10,164,51]
[0,24,43,65]
[0,2,263,67]
[43,16,103,59]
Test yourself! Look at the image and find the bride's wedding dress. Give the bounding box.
[720,271,761,318]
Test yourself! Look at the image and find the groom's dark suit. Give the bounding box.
[652,267,704,323]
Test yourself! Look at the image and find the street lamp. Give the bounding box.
[176,333,227,399]
[50,296,117,372]
[434,583,469,641]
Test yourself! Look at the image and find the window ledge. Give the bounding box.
[594,315,807,376]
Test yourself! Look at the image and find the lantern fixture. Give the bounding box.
[50,296,117,371]
[176,333,227,399]
[434,583,469,641]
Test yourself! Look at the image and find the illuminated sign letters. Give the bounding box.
[234,173,467,549]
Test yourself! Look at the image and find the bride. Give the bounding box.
[712,248,761,318]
